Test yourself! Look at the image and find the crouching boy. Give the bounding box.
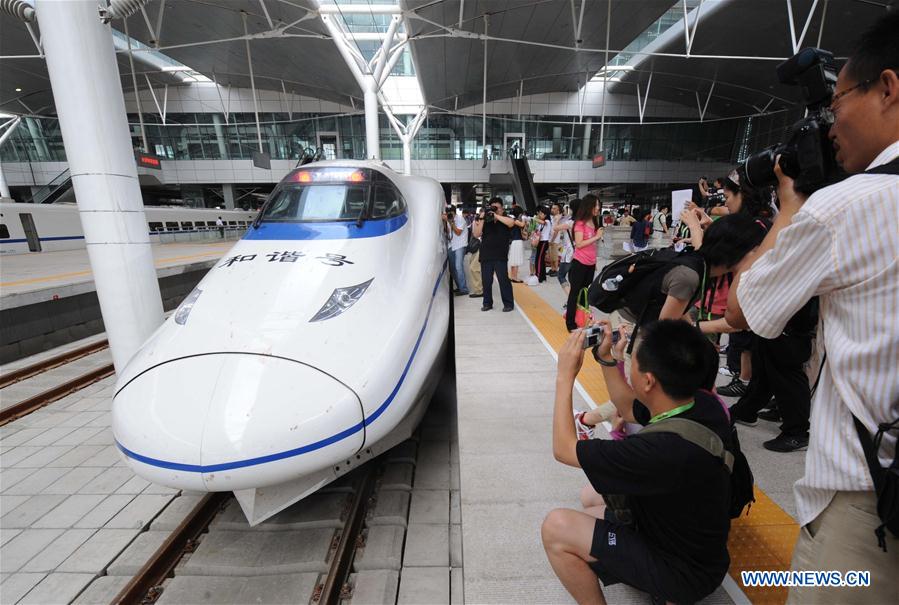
[542,320,731,604]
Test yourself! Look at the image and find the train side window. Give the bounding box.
[181,221,194,230]
[0,224,9,239]
[370,184,406,219]
[165,221,180,231]
[148,222,163,232]
[227,221,237,226]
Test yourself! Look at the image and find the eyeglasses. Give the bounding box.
[825,78,876,117]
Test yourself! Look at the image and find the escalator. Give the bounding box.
[29,168,74,204]
[510,157,539,214]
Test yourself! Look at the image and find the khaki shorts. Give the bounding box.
[786,491,898,605]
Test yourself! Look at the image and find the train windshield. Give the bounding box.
[261,184,367,222]
[260,168,405,222]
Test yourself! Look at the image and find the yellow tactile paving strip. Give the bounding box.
[0,246,229,288]
[511,282,800,605]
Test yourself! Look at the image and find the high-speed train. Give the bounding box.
[0,202,258,255]
[111,161,450,524]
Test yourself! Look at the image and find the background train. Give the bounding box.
[0,202,259,255]
[111,161,450,525]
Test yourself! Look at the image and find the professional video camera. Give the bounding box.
[743,48,844,195]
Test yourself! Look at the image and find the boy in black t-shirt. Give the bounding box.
[542,320,731,604]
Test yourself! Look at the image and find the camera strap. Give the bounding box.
[863,157,899,176]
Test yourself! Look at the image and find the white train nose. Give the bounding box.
[112,354,365,492]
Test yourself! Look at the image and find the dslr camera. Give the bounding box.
[481,205,495,223]
[743,48,843,195]
[444,205,455,217]
[706,190,726,208]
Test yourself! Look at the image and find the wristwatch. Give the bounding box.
[591,346,618,367]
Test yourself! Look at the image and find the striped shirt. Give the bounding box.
[736,140,899,527]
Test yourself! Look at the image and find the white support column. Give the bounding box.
[320,13,388,160]
[383,104,426,175]
[123,17,148,152]
[582,118,592,160]
[25,117,50,161]
[36,0,164,373]
[222,183,236,209]
[212,114,228,158]
[481,14,489,157]
[599,0,611,150]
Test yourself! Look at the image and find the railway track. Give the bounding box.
[0,339,114,426]
[111,461,386,605]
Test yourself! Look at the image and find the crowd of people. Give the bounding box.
[544,14,898,605]
[445,12,898,605]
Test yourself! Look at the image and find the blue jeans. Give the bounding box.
[449,247,468,293]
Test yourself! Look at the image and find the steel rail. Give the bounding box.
[0,340,109,389]
[0,363,115,426]
[317,467,378,605]
[111,493,231,604]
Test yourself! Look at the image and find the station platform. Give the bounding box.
[454,274,805,605]
[0,240,236,363]
[0,239,234,308]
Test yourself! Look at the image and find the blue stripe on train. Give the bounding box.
[242,214,407,241]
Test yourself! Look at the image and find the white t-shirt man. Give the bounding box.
[449,214,468,252]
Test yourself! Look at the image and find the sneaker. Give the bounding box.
[718,344,729,355]
[502,305,514,312]
[547,270,558,277]
[732,409,758,427]
[718,378,748,397]
[573,411,595,440]
[481,305,493,311]
[469,293,482,298]
[763,433,809,453]
[453,290,468,296]
[757,407,782,422]
[718,366,736,377]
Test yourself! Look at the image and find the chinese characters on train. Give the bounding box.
[219,252,355,268]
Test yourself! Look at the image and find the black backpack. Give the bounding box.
[602,414,755,524]
[852,413,899,551]
[588,248,706,351]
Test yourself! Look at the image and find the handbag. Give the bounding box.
[575,287,593,328]
[467,236,481,255]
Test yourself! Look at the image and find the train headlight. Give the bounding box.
[174,288,202,325]
[310,279,374,322]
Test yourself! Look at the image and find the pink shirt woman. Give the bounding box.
[572,220,597,265]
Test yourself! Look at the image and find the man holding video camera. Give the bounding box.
[727,13,899,603]
[472,197,516,312]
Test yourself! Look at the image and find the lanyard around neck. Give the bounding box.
[649,401,695,424]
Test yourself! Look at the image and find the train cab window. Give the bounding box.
[148,222,163,232]
[0,224,9,239]
[261,183,367,222]
[165,221,180,231]
[180,221,194,230]
[371,184,406,219]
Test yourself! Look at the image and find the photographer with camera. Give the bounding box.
[444,204,469,296]
[726,14,899,601]
[542,320,732,605]
[472,197,517,312]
